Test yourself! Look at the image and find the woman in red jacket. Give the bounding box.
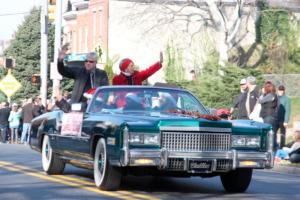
[112,52,163,85]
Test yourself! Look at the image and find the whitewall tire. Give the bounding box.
[94,138,122,190]
[42,135,65,174]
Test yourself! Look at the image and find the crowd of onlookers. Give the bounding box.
[0,97,46,145]
[230,76,299,163]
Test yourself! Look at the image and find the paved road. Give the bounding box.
[0,144,299,200]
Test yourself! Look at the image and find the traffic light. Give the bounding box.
[48,0,56,22]
[31,74,41,86]
[5,58,14,69]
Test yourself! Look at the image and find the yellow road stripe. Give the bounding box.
[0,161,160,200]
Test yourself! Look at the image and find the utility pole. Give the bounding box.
[51,0,63,94]
[40,0,48,107]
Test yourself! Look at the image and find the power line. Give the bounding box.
[0,12,30,17]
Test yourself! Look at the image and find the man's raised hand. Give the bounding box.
[58,43,69,62]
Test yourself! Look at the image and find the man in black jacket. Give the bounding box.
[0,102,11,143]
[55,47,109,112]
[57,47,109,104]
[230,78,248,119]
[20,98,40,144]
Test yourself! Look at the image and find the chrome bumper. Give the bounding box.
[120,148,274,172]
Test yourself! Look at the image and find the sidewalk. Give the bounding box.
[271,161,300,174]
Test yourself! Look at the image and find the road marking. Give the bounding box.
[0,161,160,200]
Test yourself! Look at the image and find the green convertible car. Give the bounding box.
[30,86,274,192]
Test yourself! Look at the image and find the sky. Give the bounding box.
[0,0,41,40]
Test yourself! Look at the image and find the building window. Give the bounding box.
[73,31,77,52]
[99,10,103,38]
[79,27,83,52]
[68,31,71,45]
[93,11,97,45]
[84,26,88,52]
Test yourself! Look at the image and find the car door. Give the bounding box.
[55,111,90,161]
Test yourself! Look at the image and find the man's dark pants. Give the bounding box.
[0,125,8,143]
[273,120,286,148]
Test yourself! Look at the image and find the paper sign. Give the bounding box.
[61,112,84,136]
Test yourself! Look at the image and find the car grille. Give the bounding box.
[161,130,231,151]
[216,159,232,171]
[167,158,184,170]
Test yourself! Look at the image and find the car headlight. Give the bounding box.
[129,133,160,145]
[129,134,143,144]
[232,135,260,148]
[144,135,159,145]
[246,136,260,147]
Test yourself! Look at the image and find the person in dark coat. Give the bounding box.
[57,48,109,104]
[258,81,278,149]
[0,102,11,143]
[20,98,39,144]
[230,78,248,119]
[273,85,291,148]
[112,52,163,85]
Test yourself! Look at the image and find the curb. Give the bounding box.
[271,163,300,174]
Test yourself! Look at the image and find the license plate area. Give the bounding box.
[188,159,213,173]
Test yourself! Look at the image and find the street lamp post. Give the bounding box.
[52,0,63,94]
[40,0,48,107]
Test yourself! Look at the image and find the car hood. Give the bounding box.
[112,112,270,133]
[112,111,232,131]
[230,119,272,134]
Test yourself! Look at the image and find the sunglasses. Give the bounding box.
[85,60,95,63]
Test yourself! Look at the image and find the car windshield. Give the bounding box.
[88,87,208,114]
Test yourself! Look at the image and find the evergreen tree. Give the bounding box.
[165,41,185,82]
[168,54,263,110]
[256,2,300,73]
[3,8,55,102]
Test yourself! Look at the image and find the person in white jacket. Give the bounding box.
[8,103,22,144]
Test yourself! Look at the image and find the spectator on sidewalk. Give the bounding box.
[34,96,46,115]
[21,98,39,144]
[230,78,248,119]
[245,76,260,118]
[274,85,291,148]
[112,52,163,85]
[0,102,11,143]
[8,103,21,144]
[190,70,197,81]
[259,81,278,149]
[63,91,71,103]
[275,129,300,163]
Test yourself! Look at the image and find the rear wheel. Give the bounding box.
[42,135,65,174]
[94,138,122,190]
[220,168,253,193]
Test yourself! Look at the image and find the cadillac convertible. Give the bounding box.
[30,86,274,192]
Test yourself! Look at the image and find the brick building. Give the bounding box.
[62,0,108,62]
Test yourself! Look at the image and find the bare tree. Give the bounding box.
[117,0,251,66]
[205,0,245,66]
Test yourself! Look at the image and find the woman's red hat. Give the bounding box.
[119,58,133,72]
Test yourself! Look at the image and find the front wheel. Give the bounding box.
[94,138,122,191]
[42,135,65,174]
[220,168,253,193]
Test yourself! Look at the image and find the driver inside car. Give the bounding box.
[123,93,144,111]
[153,93,178,112]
